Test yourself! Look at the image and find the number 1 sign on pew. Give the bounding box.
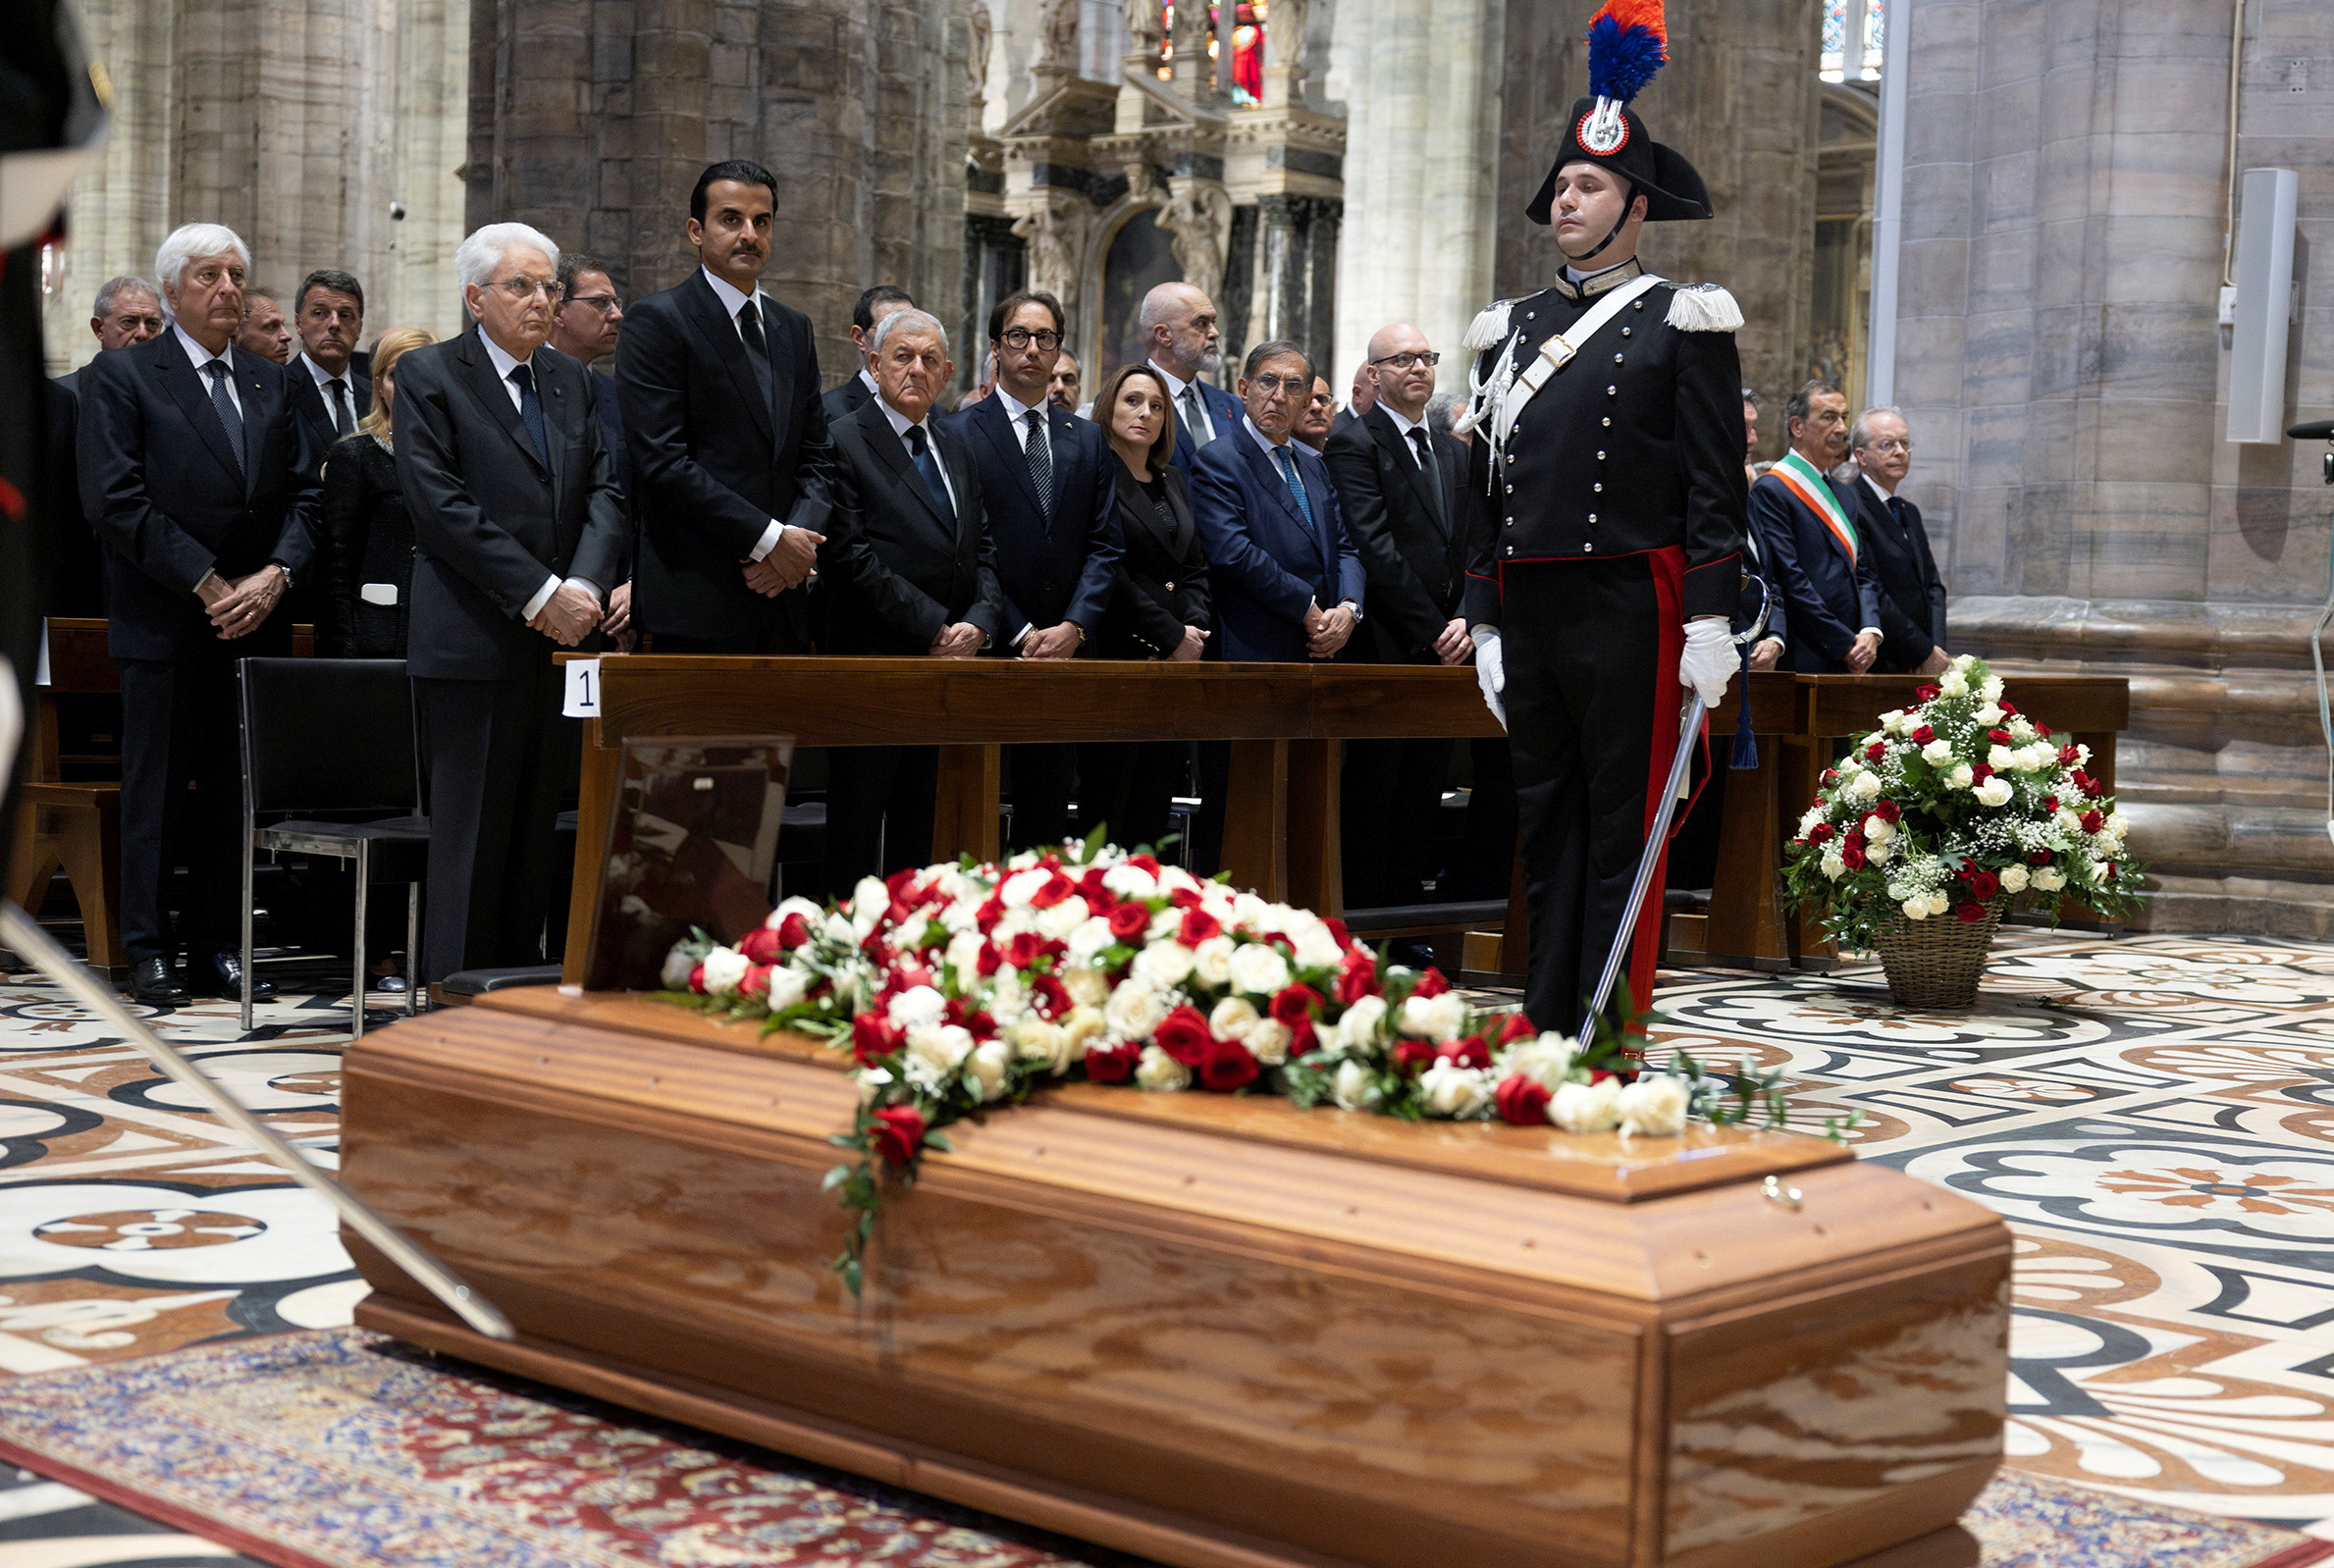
[562,656,601,718]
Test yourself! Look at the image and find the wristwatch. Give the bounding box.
[1340,600,1363,622]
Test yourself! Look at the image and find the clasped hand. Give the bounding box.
[198,565,286,641]
[1302,601,1354,659]
[928,622,984,658]
[741,527,825,597]
[1020,622,1082,659]
[528,582,603,647]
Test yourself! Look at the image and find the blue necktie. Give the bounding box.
[1887,495,1906,536]
[1275,444,1314,530]
[906,423,956,526]
[507,362,549,466]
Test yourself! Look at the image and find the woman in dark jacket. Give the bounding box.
[1082,362,1213,853]
[318,327,433,657]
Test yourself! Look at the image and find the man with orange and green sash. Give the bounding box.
[1750,378,1883,674]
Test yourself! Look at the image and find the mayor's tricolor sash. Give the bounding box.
[1771,449,1857,564]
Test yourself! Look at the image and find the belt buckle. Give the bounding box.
[1539,337,1575,372]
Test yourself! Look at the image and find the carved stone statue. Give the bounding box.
[968,5,993,108]
[1156,178,1232,306]
[1265,0,1306,60]
[1013,191,1087,301]
[1124,0,1162,56]
[1038,0,1082,72]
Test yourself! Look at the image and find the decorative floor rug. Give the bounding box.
[0,1328,2325,1568]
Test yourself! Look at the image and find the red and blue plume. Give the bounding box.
[1585,0,1669,106]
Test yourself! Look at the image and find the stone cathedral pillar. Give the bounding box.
[467,0,972,380]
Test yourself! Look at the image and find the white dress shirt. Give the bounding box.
[1149,359,1217,447]
[1244,417,1356,617]
[857,366,880,398]
[174,324,240,416]
[700,265,791,564]
[1380,400,1436,466]
[296,351,360,429]
[879,398,959,517]
[476,328,600,620]
[1862,469,1898,503]
[991,385,1045,450]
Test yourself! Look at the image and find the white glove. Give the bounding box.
[1679,616,1734,707]
[1472,627,1507,732]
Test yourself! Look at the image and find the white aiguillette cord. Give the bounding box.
[0,657,513,1342]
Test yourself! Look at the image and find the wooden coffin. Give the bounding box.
[340,990,2009,1568]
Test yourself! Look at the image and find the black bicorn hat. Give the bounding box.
[1524,96,1715,226]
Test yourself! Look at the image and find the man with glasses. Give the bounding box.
[1847,405,1948,675]
[1191,340,1362,663]
[551,256,635,643]
[394,221,627,984]
[946,288,1122,852]
[1294,376,1336,453]
[618,159,834,655]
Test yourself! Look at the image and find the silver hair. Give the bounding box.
[455,222,559,292]
[870,306,949,358]
[1423,392,1460,438]
[1850,404,1909,451]
[151,225,250,318]
[92,275,159,320]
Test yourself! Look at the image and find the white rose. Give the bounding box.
[1292,921,1345,969]
[887,984,947,1030]
[1980,675,2004,703]
[768,895,824,932]
[967,1038,1014,1102]
[1974,777,2014,809]
[1988,745,2014,770]
[1921,739,1954,765]
[856,1067,893,1105]
[892,915,930,952]
[1417,1061,1492,1120]
[1063,965,1112,1007]
[852,874,890,921]
[2033,867,2067,892]
[1330,1058,1380,1112]
[1066,916,1115,963]
[999,867,1050,909]
[1010,1018,1072,1073]
[1035,896,1090,939]
[822,912,860,948]
[763,967,810,1012]
[1104,981,1169,1040]
[1798,806,1827,837]
[1191,935,1237,988]
[1398,991,1465,1039]
[1062,1005,1107,1054]
[1867,842,1892,865]
[1100,862,1159,901]
[1551,1077,1622,1133]
[1938,671,1968,698]
[906,1023,975,1080]
[1925,891,1952,916]
[699,947,750,996]
[1999,863,2031,893]
[1209,997,1260,1040]
[1900,897,1930,920]
[2009,717,2036,741]
[1974,703,2004,726]
[1865,816,1894,845]
[1822,852,1847,880]
[1228,941,1291,997]
[1947,763,1974,790]
[1135,1044,1192,1092]
[945,928,985,983]
[1617,1075,1690,1137]
[1246,1019,1294,1066]
[1231,892,1273,929]
[1133,939,1197,991]
[1158,864,1205,897]
[2106,810,2129,840]
[661,943,699,990]
[2056,808,2083,831]
[1335,994,1389,1053]
[1850,771,1882,800]
[1500,1033,1576,1088]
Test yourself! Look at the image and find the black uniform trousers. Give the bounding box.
[823,746,939,893]
[116,657,245,967]
[1504,555,1683,1034]
[415,651,573,982]
[1341,736,1453,910]
[1079,739,1188,856]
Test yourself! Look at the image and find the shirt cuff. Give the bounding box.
[1010,621,1034,649]
[521,574,561,620]
[748,519,785,562]
[563,577,602,604]
[1858,625,1882,638]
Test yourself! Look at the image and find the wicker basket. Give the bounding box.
[1870,896,2009,1011]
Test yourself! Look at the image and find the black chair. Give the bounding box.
[238,658,430,1037]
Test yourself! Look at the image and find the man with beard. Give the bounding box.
[1140,281,1243,471]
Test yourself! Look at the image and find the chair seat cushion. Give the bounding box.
[262,815,430,882]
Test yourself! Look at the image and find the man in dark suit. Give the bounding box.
[50,275,165,617]
[946,287,1122,851]
[234,291,292,364]
[78,224,322,1004]
[822,285,915,423]
[1846,405,1949,675]
[1191,340,1363,665]
[1749,380,1883,675]
[1140,281,1243,473]
[1324,323,1471,913]
[394,222,626,983]
[817,308,1004,888]
[286,269,370,453]
[619,160,833,655]
[550,254,633,644]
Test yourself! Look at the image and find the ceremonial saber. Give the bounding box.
[0,900,515,1342]
[1585,583,1772,1023]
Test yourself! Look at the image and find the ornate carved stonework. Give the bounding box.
[1156,176,1233,305]
[1013,189,1089,301]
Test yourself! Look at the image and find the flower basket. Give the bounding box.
[1781,654,2143,1013]
[1870,895,2007,1010]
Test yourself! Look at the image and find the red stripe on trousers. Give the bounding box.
[1630,547,1691,1016]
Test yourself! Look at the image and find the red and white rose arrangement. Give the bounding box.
[656,836,1784,1294]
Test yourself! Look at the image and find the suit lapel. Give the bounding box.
[540,353,571,504]
[860,404,952,537]
[938,423,977,543]
[152,342,247,491]
[456,331,551,478]
[972,394,1045,522]
[238,360,269,497]
[680,271,773,444]
[1241,428,1315,543]
[1369,407,1446,538]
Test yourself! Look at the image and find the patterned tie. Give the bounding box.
[1024,408,1054,524]
[1408,427,1446,532]
[203,361,244,475]
[327,377,354,437]
[736,299,773,407]
[906,423,956,526]
[507,362,550,466]
[1887,495,1906,536]
[1275,443,1314,531]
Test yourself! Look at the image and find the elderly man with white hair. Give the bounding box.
[393,221,627,984]
[77,222,323,1005]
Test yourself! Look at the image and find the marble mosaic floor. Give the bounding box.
[0,928,2329,1548]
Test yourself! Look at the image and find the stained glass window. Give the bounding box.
[1157,2,1267,104]
[1820,0,1885,83]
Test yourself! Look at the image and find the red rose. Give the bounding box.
[1412,967,1452,999]
[738,925,783,965]
[1085,1041,1140,1083]
[1125,853,1161,875]
[1107,902,1151,942]
[687,961,708,994]
[1916,684,1940,702]
[975,894,1005,931]
[1323,917,1352,949]
[1865,742,1885,761]
[1874,800,1901,823]
[1438,1034,1491,1071]
[1493,1074,1551,1126]
[1968,869,2001,900]
[1391,1039,1436,1075]
[1955,902,1989,923]
[2080,810,2104,834]
[2037,721,2052,737]
[1840,841,1868,870]
[2058,745,2080,767]
[2030,849,2054,865]
[775,913,813,950]
[1336,948,1379,1005]
[1169,885,1204,910]
[1198,1037,1259,1092]
[1999,700,2019,716]
[1971,763,1992,783]
[1910,724,1936,745]
[1179,907,1224,946]
[2081,775,2105,801]
[1499,1011,1538,1044]
[1269,984,1322,1026]
[1029,870,1077,909]
[1988,727,2013,745]
[739,963,772,999]
[893,960,933,992]
[1027,973,1071,1019]
[1153,1004,1215,1066]
[1821,768,1839,786]
[869,1104,927,1168]
[976,943,1001,976]
[1078,864,1112,903]
[1004,931,1054,970]
[2042,795,2058,811]
[1808,821,1835,845]
[2104,862,2118,881]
